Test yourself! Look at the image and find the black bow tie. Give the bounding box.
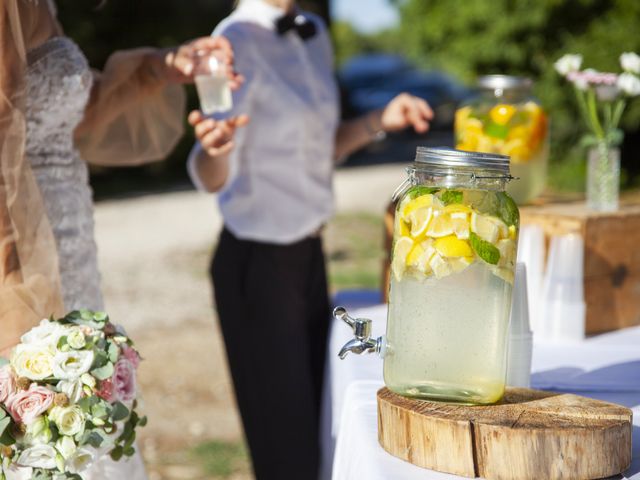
[275,14,317,41]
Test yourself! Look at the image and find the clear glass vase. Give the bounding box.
[587,143,620,212]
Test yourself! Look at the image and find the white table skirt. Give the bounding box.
[324,304,640,480]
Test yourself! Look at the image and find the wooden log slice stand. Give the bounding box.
[377,387,633,480]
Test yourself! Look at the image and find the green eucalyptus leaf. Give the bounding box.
[107,342,120,364]
[124,430,137,450]
[91,402,109,420]
[86,431,105,448]
[110,446,124,461]
[137,416,148,427]
[123,446,136,457]
[91,362,114,381]
[77,396,99,414]
[111,402,130,422]
[0,415,15,446]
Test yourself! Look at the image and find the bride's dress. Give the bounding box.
[25,36,148,480]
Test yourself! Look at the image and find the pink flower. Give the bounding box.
[0,365,16,404]
[97,378,115,402]
[121,346,141,369]
[5,385,54,425]
[112,359,137,404]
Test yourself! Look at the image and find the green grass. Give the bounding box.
[324,213,386,292]
[191,440,250,478]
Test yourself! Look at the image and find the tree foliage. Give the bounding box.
[394,0,640,188]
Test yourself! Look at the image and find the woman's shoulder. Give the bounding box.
[212,10,268,41]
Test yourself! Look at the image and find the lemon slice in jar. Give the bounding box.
[434,235,473,258]
[496,238,517,268]
[409,207,432,238]
[426,211,454,238]
[429,253,452,279]
[401,194,434,222]
[470,213,508,243]
[392,237,414,281]
[450,256,474,274]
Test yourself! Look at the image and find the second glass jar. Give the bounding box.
[455,75,549,204]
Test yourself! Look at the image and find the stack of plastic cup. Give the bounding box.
[539,233,586,342]
[517,225,545,333]
[507,263,533,388]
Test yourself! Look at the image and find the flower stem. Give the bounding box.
[586,89,605,139]
[574,87,594,132]
[611,98,626,130]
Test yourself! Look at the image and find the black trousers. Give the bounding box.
[211,228,330,480]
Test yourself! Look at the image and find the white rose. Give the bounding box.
[16,444,57,469]
[617,72,640,96]
[55,435,77,460]
[11,344,55,380]
[66,447,96,474]
[554,54,583,76]
[66,328,86,350]
[50,405,85,436]
[620,52,640,74]
[57,379,84,403]
[20,320,66,348]
[52,350,94,380]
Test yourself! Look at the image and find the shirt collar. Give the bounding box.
[235,0,299,31]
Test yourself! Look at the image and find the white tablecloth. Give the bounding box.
[324,304,640,480]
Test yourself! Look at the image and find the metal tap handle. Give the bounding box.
[333,306,385,359]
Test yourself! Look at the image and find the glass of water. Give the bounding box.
[193,50,233,115]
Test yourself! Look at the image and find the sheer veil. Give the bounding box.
[0,0,64,351]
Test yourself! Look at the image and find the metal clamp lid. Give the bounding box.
[414,147,512,177]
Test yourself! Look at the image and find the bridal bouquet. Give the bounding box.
[0,311,146,480]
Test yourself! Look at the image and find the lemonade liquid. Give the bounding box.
[385,263,512,404]
[195,73,233,114]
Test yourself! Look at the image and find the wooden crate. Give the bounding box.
[520,201,640,334]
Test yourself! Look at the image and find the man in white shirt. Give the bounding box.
[188,0,434,478]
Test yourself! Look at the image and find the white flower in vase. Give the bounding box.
[620,52,640,74]
[554,54,583,76]
[617,72,640,96]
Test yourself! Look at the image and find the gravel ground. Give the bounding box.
[93,164,404,478]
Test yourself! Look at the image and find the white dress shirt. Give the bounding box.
[188,0,340,244]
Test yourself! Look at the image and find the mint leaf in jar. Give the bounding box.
[484,122,509,140]
[469,232,501,265]
[496,192,519,227]
[407,186,439,199]
[441,190,463,205]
